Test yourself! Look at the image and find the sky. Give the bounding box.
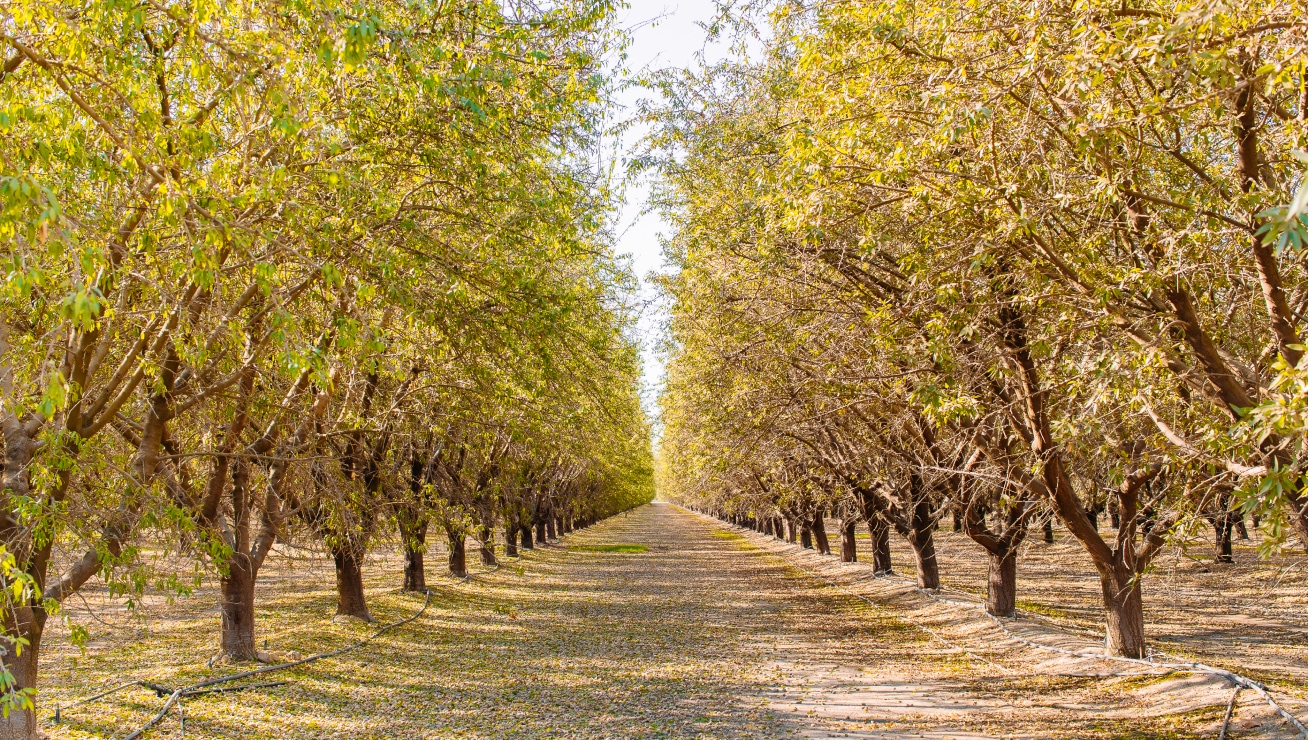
[609,1,729,422]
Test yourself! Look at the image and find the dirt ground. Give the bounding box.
[835,515,1308,688]
[39,503,1308,739]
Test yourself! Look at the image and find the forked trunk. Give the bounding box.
[479,525,497,566]
[520,523,535,550]
[333,546,372,621]
[220,558,258,661]
[840,520,857,563]
[869,518,892,574]
[986,548,1017,617]
[1102,567,1146,658]
[811,511,831,555]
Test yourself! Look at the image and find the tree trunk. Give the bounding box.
[786,518,798,544]
[1213,514,1234,563]
[0,621,41,740]
[986,548,1018,617]
[535,518,547,544]
[811,511,831,555]
[545,514,557,541]
[908,536,939,590]
[800,521,813,549]
[400,517,427,592]
[333,546,372,621]
[520,523,535,550]
[479,525,497,566]
[908,500,940,589]
[448,532,468,578]
[1102,567,1146,658]
[504,523,519,557]
[840,519,857,563]
[219,559,258,661]
[1043,516,1054,543]
[869,518,892,574]
[1235,515,1249,540]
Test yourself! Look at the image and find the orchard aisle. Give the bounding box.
[51,502,1237,739]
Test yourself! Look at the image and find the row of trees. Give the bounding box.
[653,0,1307,661]
[0,1,652,737]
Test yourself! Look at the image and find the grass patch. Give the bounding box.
[710,531,743,540]
[1015,599,1077,621]
[572,544,648,553]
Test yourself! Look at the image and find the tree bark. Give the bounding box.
[333,546,372,621]
[448,530,468,578]
[840,519,858,562]
[479,525,497,566]
[545,514,557,541]
[0,622,41,740]
[1043,516,1054,543]
[1213,514,1234,563]
[219,557,258,661]
[535,518,547,544]
[520,523,534,550]
[811,510,831,555]
[504,523,519,557]
[907,499,940,590]
[1102,567,1146,658]
[869,518,892,574]
[987,549,1018,617]
[786,517,798,544]
[800,521,813,549]
[399,515,427,592]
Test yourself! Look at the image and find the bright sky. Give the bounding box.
[610,1,728,422]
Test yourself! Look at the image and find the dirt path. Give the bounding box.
[47,502,1296,738]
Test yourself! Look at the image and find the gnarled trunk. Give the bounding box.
[840,519,857,563]
[333,546,372,621]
